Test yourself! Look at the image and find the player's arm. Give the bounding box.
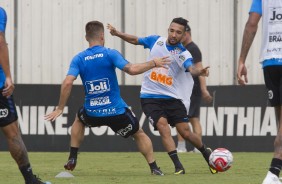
[123,56,170,75]
[0,32,14,97]
[107,24,139,45]
[44,75,76,121]
[237,12,261,85]
[195,62,213,103]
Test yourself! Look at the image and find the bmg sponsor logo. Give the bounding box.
[86,78,110,94]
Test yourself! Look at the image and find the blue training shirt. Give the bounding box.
[67,45,129,117]
[0,7,7,88]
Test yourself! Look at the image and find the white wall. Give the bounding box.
[0,0,264,85]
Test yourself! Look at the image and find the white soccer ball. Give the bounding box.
[209,148,233,172]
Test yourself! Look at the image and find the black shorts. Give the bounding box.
[0,92,18,127]
[188,94,201,118]
[263,66,282,106]
[140,98,189,130]
[77,107,139,138]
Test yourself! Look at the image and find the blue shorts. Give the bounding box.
[77,107,139,138]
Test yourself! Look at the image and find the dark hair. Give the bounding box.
[85,21,104,40]
[171,17,190,32]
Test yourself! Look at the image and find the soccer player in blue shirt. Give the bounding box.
[45,20,170,175]
[0,7,49,184]
[237,0,282,183]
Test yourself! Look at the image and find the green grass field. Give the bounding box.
[0,152,275,184]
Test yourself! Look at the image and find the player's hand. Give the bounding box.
[2,77,14,98]
[202,89,213,104]
[44,108,63,122]
[153,56,171,69]
[237,61,248,85]
[107,24,118,36]
[200,66,210,77]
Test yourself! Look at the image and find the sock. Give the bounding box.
[168,150,183,169]
[198,144,206,153]
[149,161,158,170]
[177,141,186,150]
[198,144,210,163]
[19,163,34,182]
[69,147,79,159]
[269,158,282,177]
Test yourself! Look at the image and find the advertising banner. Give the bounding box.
[0,85,274,152]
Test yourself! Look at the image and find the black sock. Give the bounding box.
[168,150,183,169]
[198,144,206,153]
[69,147,79,159]
[269,158,282,177]
[19,163,34,182]
[149,161,158,170]
[198,144,210,163]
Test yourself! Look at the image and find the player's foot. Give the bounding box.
[202,147,218,174]
[176,147,187,153]
[64,158,77,171]
[174,167,185,175]
[26,175,52,184]
[151,167,164,176]
[262,171,282,184]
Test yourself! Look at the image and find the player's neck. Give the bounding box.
[89,40,104,48]
[183,38,192,46]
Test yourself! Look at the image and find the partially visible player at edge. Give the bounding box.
[0,7,50,184]
[45,20,170,175]
[176,21,213,153]
[107,17,217,175]
[237,0,282,184]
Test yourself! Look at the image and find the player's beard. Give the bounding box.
[167,38,179,45]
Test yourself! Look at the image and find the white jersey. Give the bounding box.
[140,37,194,111]
[260,0,282,61]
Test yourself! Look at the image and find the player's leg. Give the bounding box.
[1,94,48,184]
[156,117,185,174]
[190,117,202,152]
[64,109,86,171]
[141,98,185,174]
[176,122,217,174]
[262,66,282,184]
[132,128,164,175]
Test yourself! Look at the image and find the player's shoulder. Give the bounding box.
[186,42,201,52]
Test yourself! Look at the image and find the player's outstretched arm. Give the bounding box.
[123,56,171,75]
[107,23,139,45]
[44,75,76,121]
[188,65,210,77]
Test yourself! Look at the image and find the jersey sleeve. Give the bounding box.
[179,50,193,69]
[249,0,262,15]
[108,49,129,70]
[0,7,7,32]
[138,35,160,50]
[67,55,80,77]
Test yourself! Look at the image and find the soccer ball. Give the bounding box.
[209,148,233,172]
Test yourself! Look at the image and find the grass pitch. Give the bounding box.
[0,152,274,184]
